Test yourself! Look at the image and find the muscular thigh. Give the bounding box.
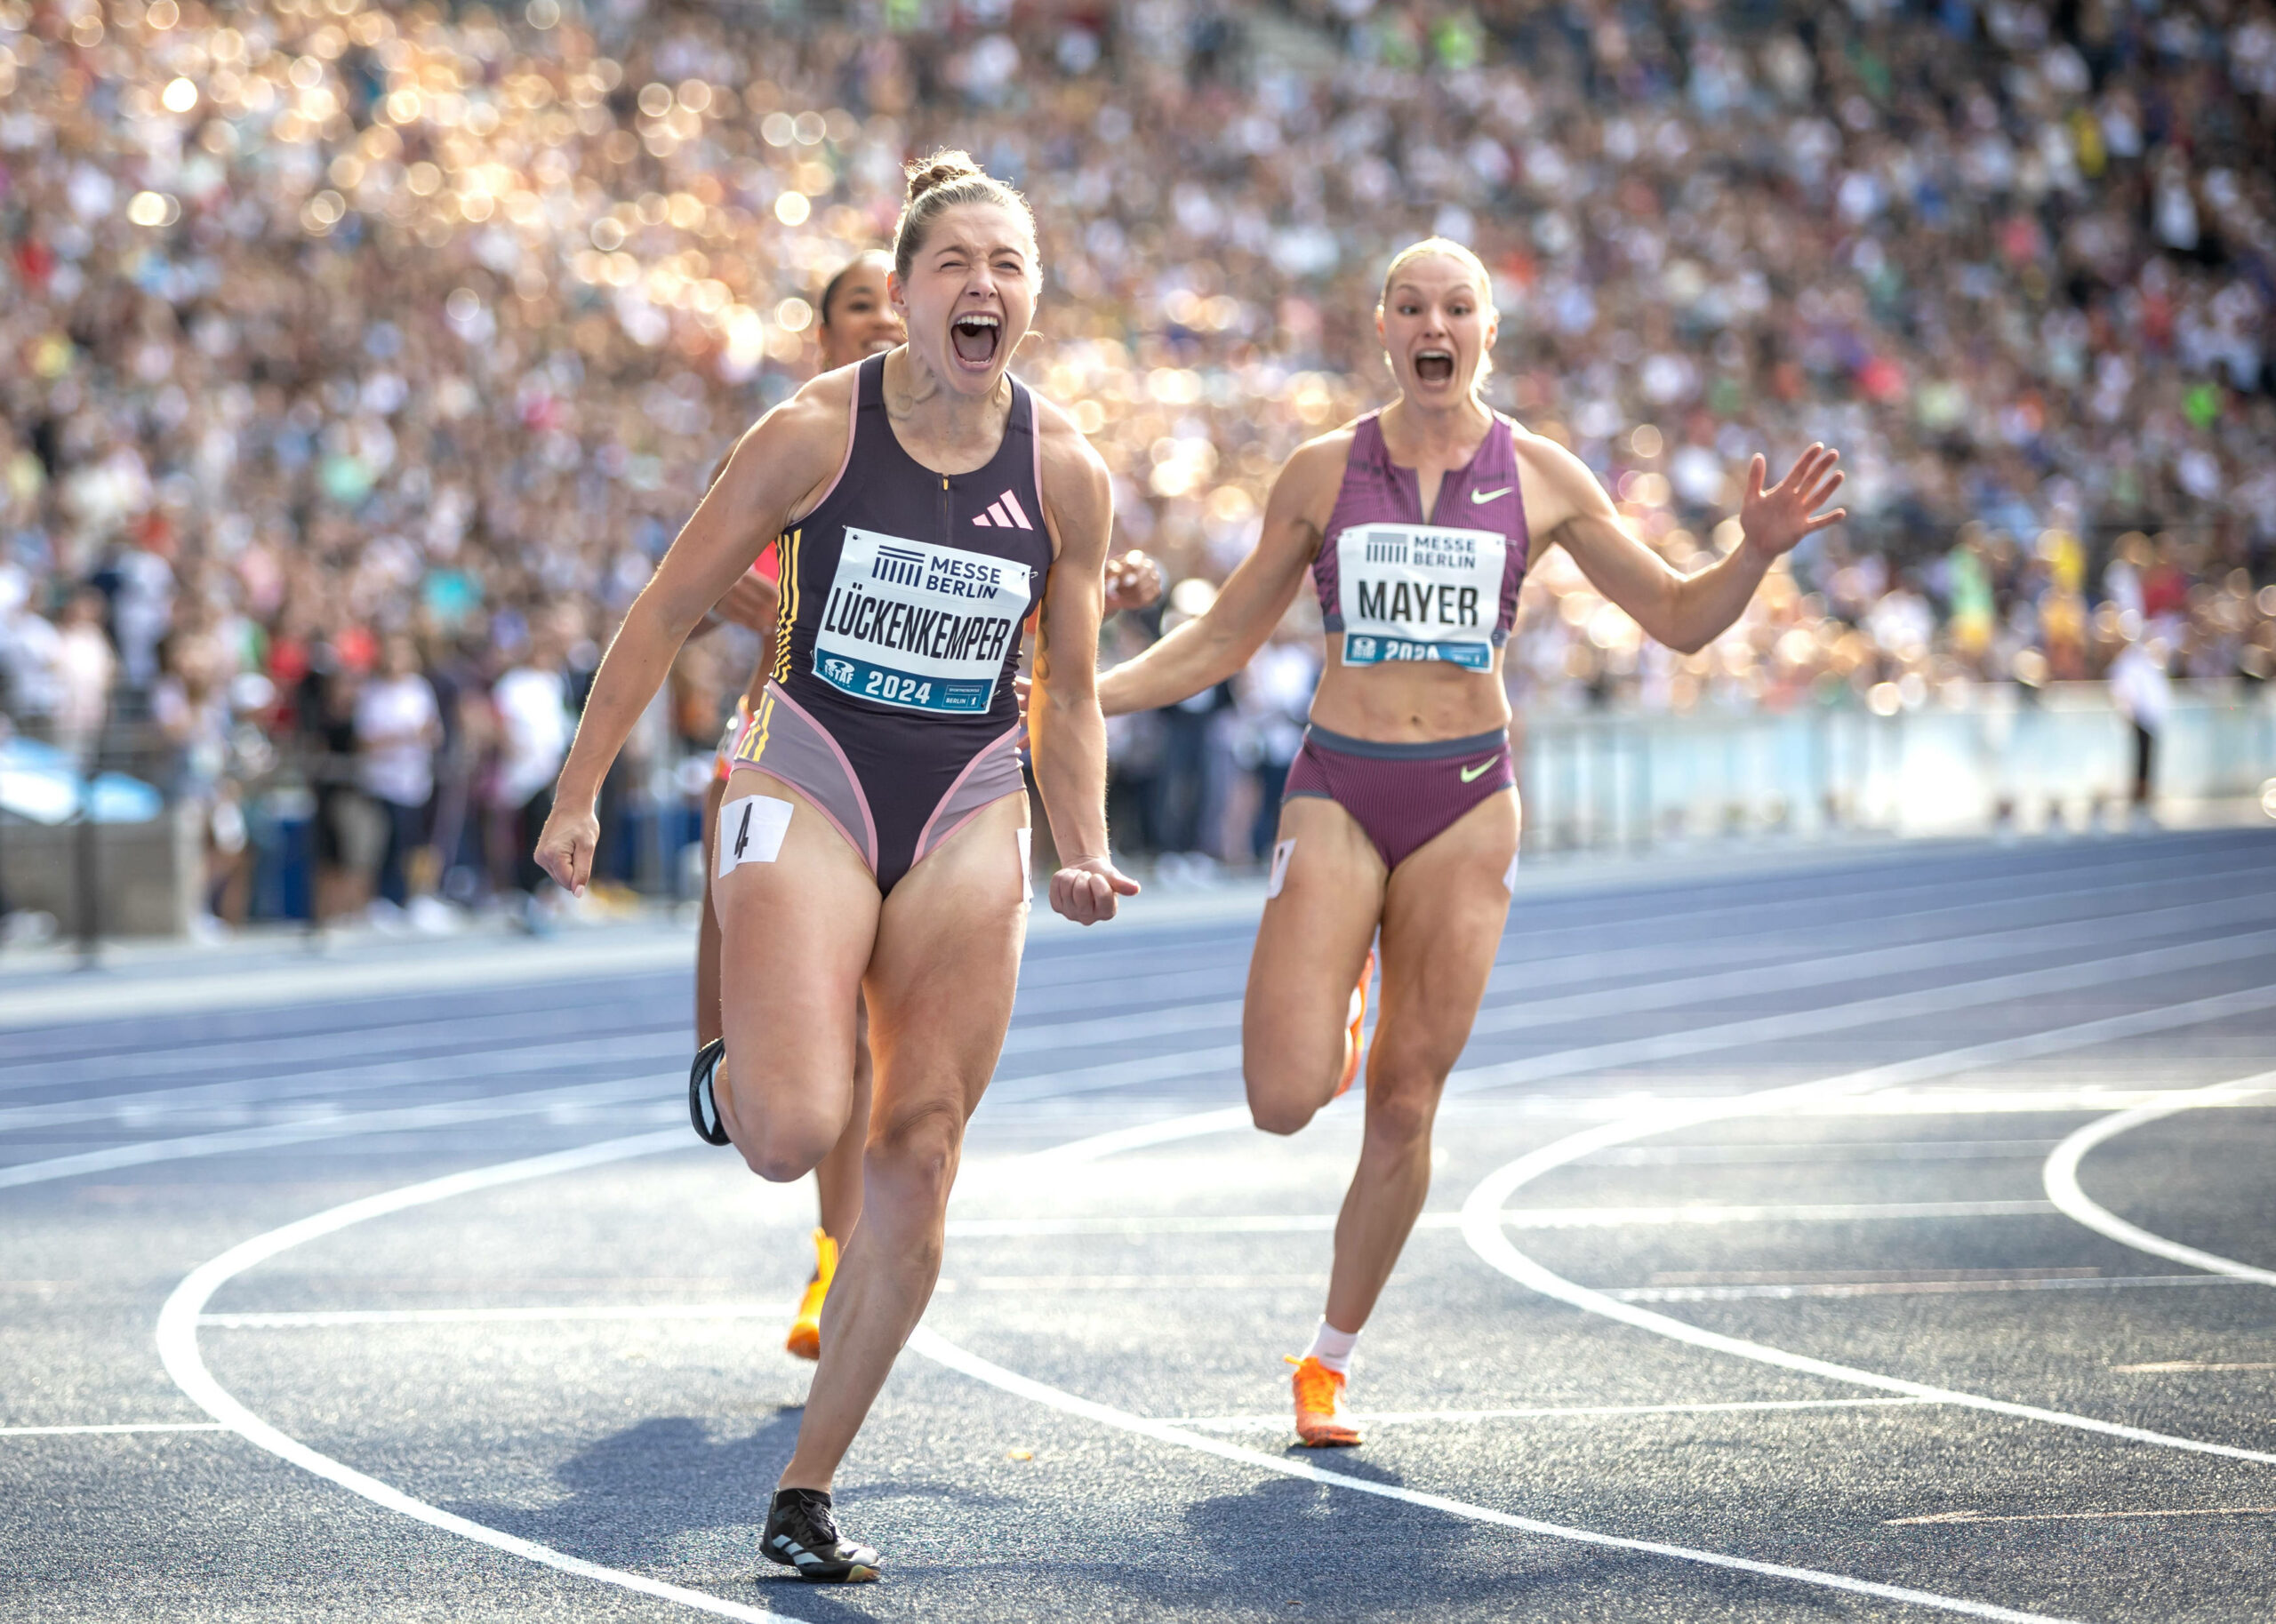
[1245,795,1386,1083]
[715,765,878,1097]
[1374,788,1519,1077]
[862,790,1030,1124]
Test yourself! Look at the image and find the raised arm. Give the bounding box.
[1030,409,1141,925]
[1535,438,1846,655]
[1094,438,1338,717]
[534,378,846,893]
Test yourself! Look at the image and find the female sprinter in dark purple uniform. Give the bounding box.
[691,254,1161,1364]
[1098,238,1845,1447]
[538,152,1137,1581]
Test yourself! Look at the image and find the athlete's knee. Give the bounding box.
[1362,1060,1445,1147]
[1245,1066,1324,1136]
[736,1123,829,1184]
[866,1094,965,1203]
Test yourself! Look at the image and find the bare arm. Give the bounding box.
[1094,439,1338,716]
[1030,409,1141,925]
[534,379,847,892]
[1536,440,1846,655]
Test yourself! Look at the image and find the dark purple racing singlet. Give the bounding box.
[732,353,1053,892]
[1310,411,1530,668]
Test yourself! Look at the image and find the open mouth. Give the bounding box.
[1414,348,1455,384]
[950,312,1001,367]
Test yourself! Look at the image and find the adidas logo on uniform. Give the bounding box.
[971,489,1034,530]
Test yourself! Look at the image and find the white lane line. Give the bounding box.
[905,1327,2073,1624]
[0,1421,228,1437]
[20,915,2268,1196]
[1888,1505,2276,1527]
[1455,995,2276,1468]
[156,1129,795,1624]
[0,1073,677,1191]
[992,870,2276,1062]
[202,1304,792,1329]
[988,903,2276,1109]
[0,932,701,1031]
[162,1135,2069,1624]
[943,1201,2059,1236]
[1173,1396,1935,1431]
[1609,1275,2239,1303]
[0,1027,684,1133]
[2042,1075,2276,1287]
[1446,926,2276,1099]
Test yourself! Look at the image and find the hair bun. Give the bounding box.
[904,149,983,204]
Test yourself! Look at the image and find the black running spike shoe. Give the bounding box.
[688,1039,733,1147]
[762,1488,880,1583]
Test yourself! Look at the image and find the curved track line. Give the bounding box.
[157,1130,2065,1621]
[2043,1075,2276,1286]
[154,1129,795,1624]
[903,1327,2073,1623]
[1455,1068,2276,1468]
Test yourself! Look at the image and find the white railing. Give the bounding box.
[1516,681,2276,852]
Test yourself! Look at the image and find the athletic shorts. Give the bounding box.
[1282,723,1515,873]
[729,681,1024,894]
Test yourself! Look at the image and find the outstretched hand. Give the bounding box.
[1739,444,1847,559]
[1049,853,1141,925]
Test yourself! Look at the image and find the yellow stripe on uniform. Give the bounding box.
[735,691,776,768]
[770,528,799,686]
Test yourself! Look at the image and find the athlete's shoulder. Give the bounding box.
[1506,419,1615,530]
[1027,387,1112,519]
[1272,426,1358,512]
[718,369,851,478]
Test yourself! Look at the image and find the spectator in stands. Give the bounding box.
[355,632,441,925]
[492,617,574,930]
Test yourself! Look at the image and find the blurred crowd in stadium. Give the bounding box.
[1,0,2273,928]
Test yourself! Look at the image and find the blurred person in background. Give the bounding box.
[151,628,237,940]
[0,569,62,742]
[2109,633,2173,828]
[52,588,114,764]
[493,616,575,932]
[355,632,443,928]
[1099,238,1847,1448]
[304,646,377,928]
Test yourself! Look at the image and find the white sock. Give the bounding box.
[1305,1318,1359,1376]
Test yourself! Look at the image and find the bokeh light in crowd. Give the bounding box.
[0,0,2268,919]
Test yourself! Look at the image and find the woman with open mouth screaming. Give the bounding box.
[1097,236,1847,1450]
[535,150,1136,1583]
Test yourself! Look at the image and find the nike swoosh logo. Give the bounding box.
[1470,485,1513,504]
[1460,759,1496,782]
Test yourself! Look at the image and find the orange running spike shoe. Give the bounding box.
[1286,1355,1362,1447]
[1333,950,1375,1099]
[785,1228,837,1362]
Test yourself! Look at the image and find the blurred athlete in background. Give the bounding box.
[1099,237,1846,1448]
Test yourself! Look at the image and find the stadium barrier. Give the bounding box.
[1518,681,2275,852]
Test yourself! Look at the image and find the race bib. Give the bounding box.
[813,528,1033,714]
[1335,523,1505,670]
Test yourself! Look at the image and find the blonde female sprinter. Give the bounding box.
[1098,238,1845,1445]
